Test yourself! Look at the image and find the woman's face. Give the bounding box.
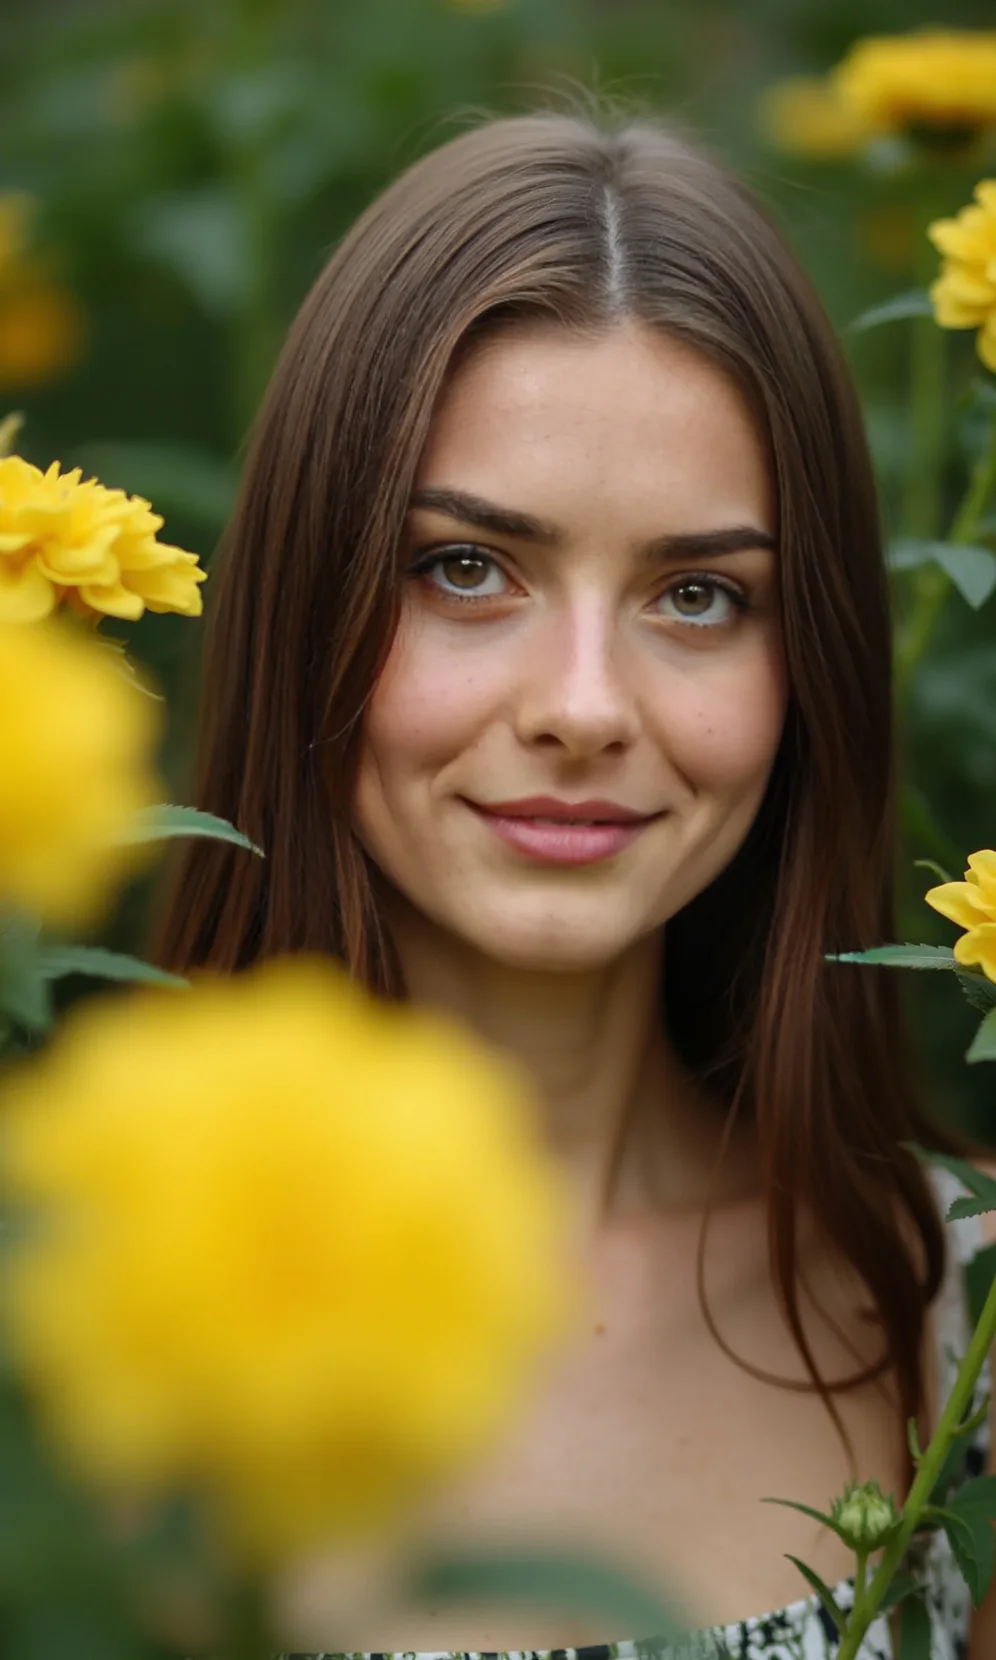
[354,320,787,972]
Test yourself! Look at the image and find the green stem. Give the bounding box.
[836,1258,996,1660]
[895,410,996,706]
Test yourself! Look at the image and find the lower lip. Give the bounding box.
[469,806,655,865]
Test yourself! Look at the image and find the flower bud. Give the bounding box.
[831,1480,901,1550]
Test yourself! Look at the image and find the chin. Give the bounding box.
[457,912,641,975]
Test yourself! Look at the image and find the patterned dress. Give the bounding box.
[280,1164,991,1660]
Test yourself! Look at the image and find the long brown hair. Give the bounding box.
[146,105,963,1476]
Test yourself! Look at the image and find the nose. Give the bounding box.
[513,596,641,758]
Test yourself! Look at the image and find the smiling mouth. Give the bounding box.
[463,800,663,866]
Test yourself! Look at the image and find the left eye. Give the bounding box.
[656,578,741,627]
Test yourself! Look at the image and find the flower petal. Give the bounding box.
[954,924,996,984]
[0,555,55,621]
[925,878,994,929]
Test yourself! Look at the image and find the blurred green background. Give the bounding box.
[2,0,995,1137]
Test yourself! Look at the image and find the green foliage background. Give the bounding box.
[3,0,995,1138]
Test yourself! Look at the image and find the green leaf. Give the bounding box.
[965,1245,996,1328]
[935,1506,989,1605]
[903,1146,996,1202]
[0,964,51,1033]
[848,289,934,331]
[828,944,956,969]
[113,804,264,858]
[967,1006,996,1064]
[928,1435,970,1507]
[889,538,996,609]
[951,1476,996,1519]
[947,1196,996,1220]
[955,969,996,1015]
[760,1496,844,1538]
[782,1556,845,1635]
[406,1548,690,1644]
[33,948,189,990]
[898,1593,932,1658]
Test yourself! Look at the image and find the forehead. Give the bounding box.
[415,320,773,530]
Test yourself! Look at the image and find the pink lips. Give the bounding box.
[466,796,660,866]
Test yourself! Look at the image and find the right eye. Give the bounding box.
[408,547,513,602]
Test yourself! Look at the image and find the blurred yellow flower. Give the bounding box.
[0,192,85,391]
[0,617,162,928]
[757,76,869,158]
[928,181,996,372]
[925,850,996,982]
[0,955,578,1562]
[832,31,996,142]
[0,454,206,623]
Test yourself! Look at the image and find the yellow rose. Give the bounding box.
[0,454,206,623]
[0,955,578,1563]
[925,849,996,983]
[928,181,996,372]
[833,31,996,142]
[0,617,162,928]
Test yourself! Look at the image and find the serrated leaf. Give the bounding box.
[889,539,996,609]
[967,1006,996,1064]
[936,1506,988,1605]
[898,1593,931,1658]
[406,1548,689,1643]
[848,289,933,331]
[903,1146,996,1201]
[113,804,264,858]
[828,944,956,969]
[33,948,189,990]
[955,969,996,1014]
[947,1196,996,1221]
[783,1556,845,1634]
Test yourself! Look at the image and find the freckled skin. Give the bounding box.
[354,319,787,973]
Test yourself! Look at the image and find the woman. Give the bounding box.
[148,108,993,1658]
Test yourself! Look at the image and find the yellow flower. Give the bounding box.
[0,617,162,928]
[757,76,869,158]
[0,955,578,1563]
[928,181,996,372]
[925,849,996,982]
[832,31,996,143]
[0,454,206,623]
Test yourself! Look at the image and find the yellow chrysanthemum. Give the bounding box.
[757,76,869,159]
[925,849,996,983]
[0,955,578,1563]
[0,618,162,928]
[928,180,996,372]
[832,31,996,141]
[0,454,206,623]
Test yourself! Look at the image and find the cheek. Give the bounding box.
[655,645,787,791]
[358,625,506,783]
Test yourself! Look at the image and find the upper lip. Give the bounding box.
[469,796,658,823]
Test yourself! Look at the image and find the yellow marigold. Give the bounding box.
[0,617,162,928]
[925,849,996,982]
[0,454,206,623]
[928,180,996,372]
[832,31,996,141]
[757,76,869,158]
[0,955,578,1563]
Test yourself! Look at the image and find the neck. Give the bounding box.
[383,894,760,1238]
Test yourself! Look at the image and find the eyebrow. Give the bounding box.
[408,486,777,562]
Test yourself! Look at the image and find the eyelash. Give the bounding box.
[407,545,752,629]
